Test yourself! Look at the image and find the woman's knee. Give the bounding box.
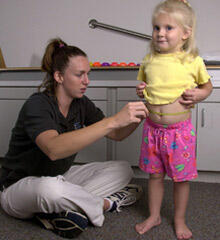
[35,176,64,204]
[113,160,134,180]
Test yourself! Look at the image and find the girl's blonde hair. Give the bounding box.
[150,0,198,59]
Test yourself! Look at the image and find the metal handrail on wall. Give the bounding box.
[88,19,152,40]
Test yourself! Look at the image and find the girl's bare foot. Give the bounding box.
[135,216,161,235]
[175,218,192,239]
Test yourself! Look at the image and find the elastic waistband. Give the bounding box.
[149,109,190,116]
[146,117,192,129]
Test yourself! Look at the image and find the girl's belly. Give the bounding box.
[146,96,191,125]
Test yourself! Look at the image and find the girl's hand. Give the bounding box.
[179,88,201,108]
[180,81,213,108]
[136,82,146,98]
[179,88,204,108]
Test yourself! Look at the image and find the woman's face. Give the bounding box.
[57,56,91,99]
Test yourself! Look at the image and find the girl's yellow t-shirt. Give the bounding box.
[137,52,210,105]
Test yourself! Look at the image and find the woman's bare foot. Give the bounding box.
[135,216,161,235]
[174,218,192,239]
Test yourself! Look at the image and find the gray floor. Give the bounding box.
[0,178,219,240]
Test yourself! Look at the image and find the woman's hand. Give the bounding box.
[113,101,149,128]
[106,101,149,141]
[136,82,146,98]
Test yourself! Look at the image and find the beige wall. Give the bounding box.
[0,0,220,67]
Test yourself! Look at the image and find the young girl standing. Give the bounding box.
[135,0,213,239]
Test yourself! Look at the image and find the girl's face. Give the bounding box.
[56,56,91,99]
[152,13,190,54]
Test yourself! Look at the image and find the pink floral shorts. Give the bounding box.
[139,118,198,182]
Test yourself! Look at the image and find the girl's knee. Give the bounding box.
[149,173,165,181]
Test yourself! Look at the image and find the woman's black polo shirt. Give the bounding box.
[0,92,105,187]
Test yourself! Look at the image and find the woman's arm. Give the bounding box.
[105,82,149,142]
[36,101,148,160]
[106,122,139,141]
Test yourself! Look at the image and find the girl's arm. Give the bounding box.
[136,82,146,98]
[179,80,213,108]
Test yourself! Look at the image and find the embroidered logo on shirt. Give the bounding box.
[73,122,82,130]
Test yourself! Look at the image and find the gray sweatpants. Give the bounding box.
[0,161,133,227]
